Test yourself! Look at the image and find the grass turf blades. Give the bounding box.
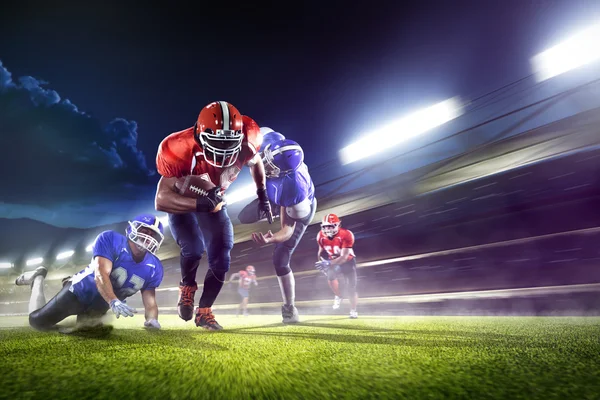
[0,315,599,399]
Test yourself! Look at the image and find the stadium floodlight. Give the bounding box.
[531,21,600,82]
[26,257,43,266]
[56,250,75,261]
[85,243,94,252]
[0,262,13,269]
[224,183,257,205]
[339,97,463,165]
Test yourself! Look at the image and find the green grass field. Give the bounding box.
[1,315,599,399]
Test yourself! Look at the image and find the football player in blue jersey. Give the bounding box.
[15,214,166,332]
[246,129,317,323]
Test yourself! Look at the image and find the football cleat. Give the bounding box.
[15,266,48,287]
[349,310,358,319]
[195,307,223,330]
[282,304,299,324]
[177,284,197,321]
[332,296,342,310]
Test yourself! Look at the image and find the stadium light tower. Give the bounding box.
[26,257,43,266]
[339,97,463,165]
[56,250,75,261]
[531,21,600,82]
[0,262,13,269]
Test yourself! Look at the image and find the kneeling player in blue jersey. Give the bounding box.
[15,214,166,332]
[247,129,317,323]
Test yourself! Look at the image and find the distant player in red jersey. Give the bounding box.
[228,265,258,317]
[155,101,272,330]
[316,213,358,319]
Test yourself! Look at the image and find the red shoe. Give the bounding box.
[177,284,197,321]
[195,307,223,330]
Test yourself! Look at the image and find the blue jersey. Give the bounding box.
[70,230,164,306]
[266,163,315,207]
[266,163,315,222]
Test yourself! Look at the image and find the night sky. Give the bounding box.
[1,0,598,228]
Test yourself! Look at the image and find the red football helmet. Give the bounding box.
[195,101,244,168]
[321,213,341,238]
[246,265,256,275]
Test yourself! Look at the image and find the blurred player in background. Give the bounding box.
[228,265,258,316]
[15,214,165,332]
[249,129,317,323]
[155,101,272,330]
[316,214,359,319]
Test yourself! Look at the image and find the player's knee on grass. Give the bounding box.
[29,310,56,331]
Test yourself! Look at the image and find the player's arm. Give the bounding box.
[155,176,198,214]
[94,256,137,318]
[94,256,119,304]
[141,288,159,322]
[330,231,355,266]
[270,207,296,243]
[229,272,240,283]
[249,157,273,223]
[329,248,352,266]
[249,156,267,191]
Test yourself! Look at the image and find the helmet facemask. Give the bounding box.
[321,223,339,238]
[127,221,164,255]
[198,126,243,168]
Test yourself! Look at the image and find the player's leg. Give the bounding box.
[27,282,86,331]
[327,267,343,310]
[341,260,359,318]
[236,287,248,316]
[241,295,249,317]
[168,212,206,321]
[194,207,234,330]
[15,266,49,314]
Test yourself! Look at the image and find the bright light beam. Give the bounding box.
[224,183,257,205]
[158,215,169,227]
[26,257,43,266]
[0,262,12,269]
[56,250,75,261]
[339,97,462,165]
[85,244,94,252]
[531,21,600,82]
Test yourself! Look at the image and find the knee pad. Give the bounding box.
[29,311,50,331]
[274,264,292,277]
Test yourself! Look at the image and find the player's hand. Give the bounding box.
[257,188,273,224]
[144,319,161,330]
[315,260,331,273]
[252,230,274,245]
[197,187,225,213]
[110,299,137,318]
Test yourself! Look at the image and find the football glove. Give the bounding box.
[315,260,331,274]
[196,187,225,213]
[144,319,161,330]
[257,188,273,224]
[110,299,137,318]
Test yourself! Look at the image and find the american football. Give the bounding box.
[174,175,217,198]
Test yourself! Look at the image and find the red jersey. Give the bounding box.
[317,228,356,260]
[238,270,256,289]
[156,116,262,191]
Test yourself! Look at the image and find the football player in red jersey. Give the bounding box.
[228,265,258,317]
[155,101,272,330]
[315,213,359,319]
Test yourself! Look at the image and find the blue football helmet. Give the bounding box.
[262,138,304,178]
[261,130,286,152]
[126,214,165,255]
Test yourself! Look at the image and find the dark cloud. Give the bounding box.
[0,60,157,226]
